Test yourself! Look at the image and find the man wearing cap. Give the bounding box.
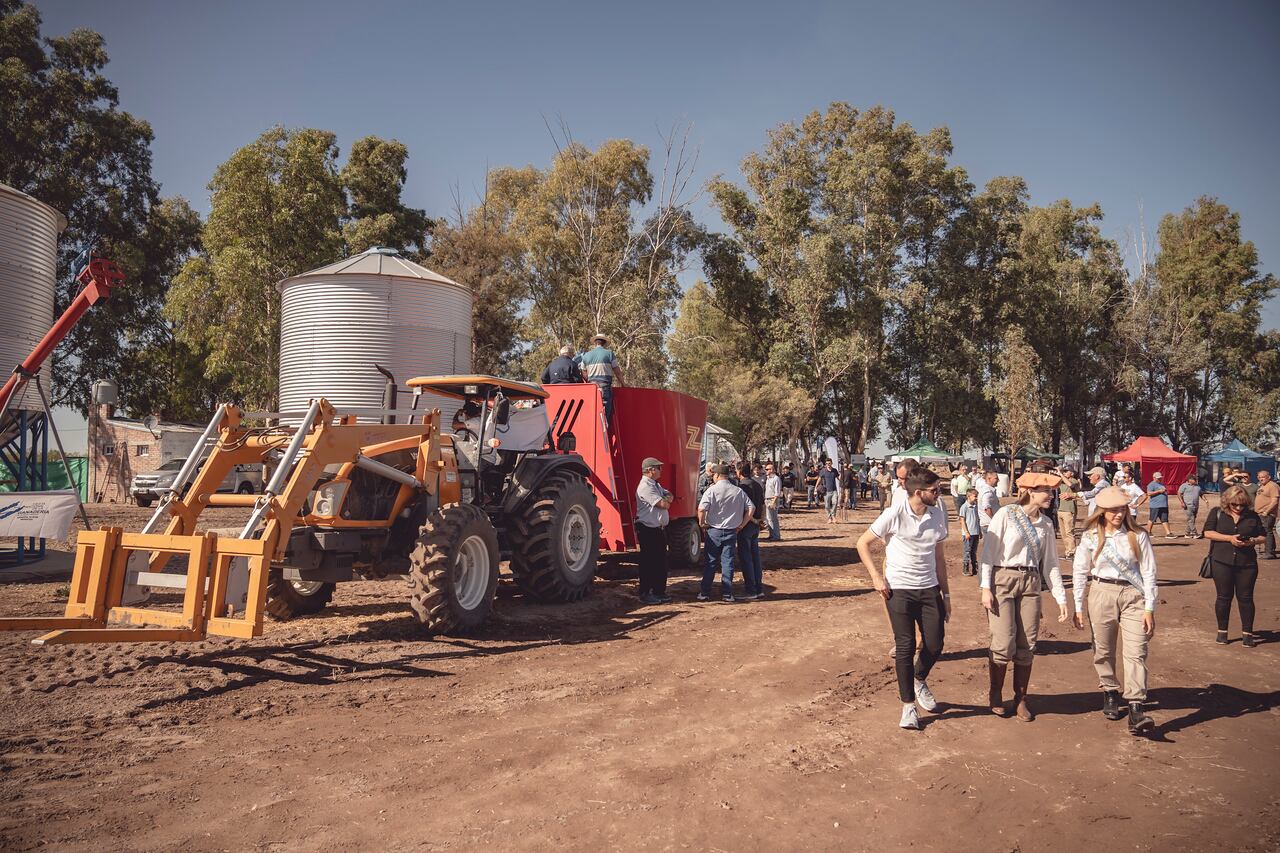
[576,333,625,422]
[635,457,674,604]
[697,463,754,602]
[763,462,783,541]
[1142,471,1174,538]
[540,344,587,384]
[1072,485,1159,735]
[1081,466,1110,515]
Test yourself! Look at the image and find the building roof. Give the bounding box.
[277,246,462,289]
[105,417,204,434]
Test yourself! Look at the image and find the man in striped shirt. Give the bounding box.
[576,333,625,422]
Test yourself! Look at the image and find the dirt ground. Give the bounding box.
[1,497,1277,852]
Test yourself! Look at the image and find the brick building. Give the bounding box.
[87,403,203,503]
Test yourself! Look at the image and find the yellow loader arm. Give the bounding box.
[0,399,440,645]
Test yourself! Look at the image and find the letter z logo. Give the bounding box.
[685,426,702,450]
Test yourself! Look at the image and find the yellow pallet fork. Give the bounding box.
[0,399,443,645]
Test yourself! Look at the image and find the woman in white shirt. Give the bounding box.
[1071,486,1158,736]
[979,472,1069,721]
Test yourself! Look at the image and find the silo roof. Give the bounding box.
[278,246,464,289]
[0,182,69,231]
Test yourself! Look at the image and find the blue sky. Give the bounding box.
[34,0,1280,452]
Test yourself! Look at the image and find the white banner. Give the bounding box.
[0,490,80,539]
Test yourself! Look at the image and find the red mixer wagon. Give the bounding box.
[541,384,707,565]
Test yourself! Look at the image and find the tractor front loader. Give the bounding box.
[0,397,471,645]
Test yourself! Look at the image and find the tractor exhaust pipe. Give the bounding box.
[375,363,397,425]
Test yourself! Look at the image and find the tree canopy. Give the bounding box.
[4,7,1275,454]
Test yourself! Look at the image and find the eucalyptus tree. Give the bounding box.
[1147,197,1278,451]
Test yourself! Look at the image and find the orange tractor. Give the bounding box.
[0,375,601,645]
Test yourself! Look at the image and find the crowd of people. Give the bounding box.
[630,449,1276,737]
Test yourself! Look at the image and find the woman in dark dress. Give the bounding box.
[1202,485,1266,647]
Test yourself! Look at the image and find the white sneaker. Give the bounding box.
[914,679,937,712]
[899,704,920,730]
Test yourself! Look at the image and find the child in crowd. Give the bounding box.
[960,488,982,576]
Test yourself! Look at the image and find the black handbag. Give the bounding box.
[1199,508,1218,578]
[1198,554,1214,579]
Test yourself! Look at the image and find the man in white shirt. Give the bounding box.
[855,468,952,731]
[634,457,673,605]
[1117,471,1144,510]
[698,464,754,602]
[950,465,972,520]
[763,462,783,541]
[976,471,1000,530]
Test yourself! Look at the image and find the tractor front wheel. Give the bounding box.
[408,503,500,634]
[265,570,336,620]
[509,472,600,602]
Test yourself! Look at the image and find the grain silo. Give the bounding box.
[278,247,473,422]
[0,183,66,412]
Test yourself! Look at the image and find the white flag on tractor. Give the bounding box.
[0,490,80,539]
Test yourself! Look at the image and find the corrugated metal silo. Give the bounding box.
[278,247,473,423]
[0,183,66,411]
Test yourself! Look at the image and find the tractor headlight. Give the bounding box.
[312,481,349,517]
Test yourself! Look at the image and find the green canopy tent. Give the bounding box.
[889,438,957,462]
[1014,445,1063,462]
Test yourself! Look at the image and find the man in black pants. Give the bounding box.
[855,468,953,730]
[634,457,673,604]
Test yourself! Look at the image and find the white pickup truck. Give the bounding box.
[130,459,263,507]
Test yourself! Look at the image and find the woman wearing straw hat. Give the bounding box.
[1071,486,1159,735]
[979,471,1070,721]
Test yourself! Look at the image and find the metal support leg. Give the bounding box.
[33,376,91,531]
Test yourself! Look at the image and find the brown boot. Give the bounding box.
[1012,662,1034,722]
[988,659,1009,717]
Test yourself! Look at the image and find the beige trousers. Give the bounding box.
[1087,581,1149,701]
[1058,510,1077,554]
[988,568,1042,667]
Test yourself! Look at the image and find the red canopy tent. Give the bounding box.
[1103,436,1197,489]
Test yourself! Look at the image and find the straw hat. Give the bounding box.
[1016,471,1061,489]
[1094,486,1130,510]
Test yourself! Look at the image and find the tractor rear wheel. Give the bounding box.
[408,503,500,634]
[265,569,335,620]
[667,518,702,567]
[509,472,600,602]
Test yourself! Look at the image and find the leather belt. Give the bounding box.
[995,565,1037,572]
[1090,576,1128,586]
